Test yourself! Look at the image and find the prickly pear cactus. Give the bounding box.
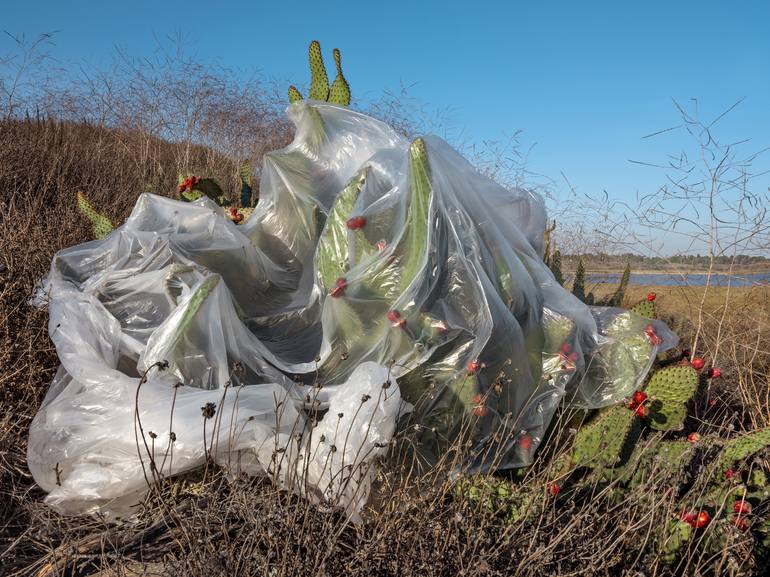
[308,40,330,101]
[644,365,699,431]
[76,191,114,239]
[571,404,641,469]
[717,428,770,473]
[630,296,656,319]
[328,48,351,106]
[288,41,351,107]
[239,161,253,207]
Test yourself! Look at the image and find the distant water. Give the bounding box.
[584,272,770,287]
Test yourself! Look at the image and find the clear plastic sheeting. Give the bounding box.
[28,101,676,519]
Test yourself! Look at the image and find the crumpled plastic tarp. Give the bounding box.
[28,102,677,520]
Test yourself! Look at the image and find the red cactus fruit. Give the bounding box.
[559,343,572,355]
[691,357,705,370]
[376,240,387,251]
[733,500,752,516]
[634,404,649,419]
[632,391,648,405]
[644,324,662,345]
[387,310,406,328]
[330,277,347,298]
[472,394,486,417]
[346,216,366,230]
[548,483,560,496]
[680,510,695,524]
[693,511,710,529]
[467,360,480,374]
[687,432,701,443]
[725,469,738,481]
[647,293,656,302]
[707,367,722,379]
[519,435,533,450]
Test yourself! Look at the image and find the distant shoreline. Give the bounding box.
[565,268,770,276]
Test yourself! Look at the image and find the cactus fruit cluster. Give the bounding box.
[457,294,770,566]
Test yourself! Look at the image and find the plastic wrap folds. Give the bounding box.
[28,102,677,520]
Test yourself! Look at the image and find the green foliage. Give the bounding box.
[76,191,114,239]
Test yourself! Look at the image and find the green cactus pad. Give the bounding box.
[630,298,656,319]
[571,404,641,469]
[660,519,692,563]
[308,40,329,101]
[76,191,114,239]
[645,365,699,431]
[625,438,695,487]
[239,160,253,207]
[717,428,770,472]
[328,48,351,106]
[288,85,303,103]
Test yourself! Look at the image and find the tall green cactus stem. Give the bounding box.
[328,48,351,106]
[550,250,564,285]
[608,263,631,307]
[400,138,433,293]
[543,220,556,266]
[76,191,114,239]
[316,168,369,288]
[572,257,587,302]
[239,161,253,207]
[644,365,699,431]
[308,40,330,101]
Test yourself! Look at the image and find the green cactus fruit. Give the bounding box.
[630,298,656,319]
[239,160,253,207]
[76,191,114,239]
[571,404,641,469]
[308,40,330,101]
[644,365,699,431]
[315,168,368,289]
[327,48,351,106]
[717,428,770,473]
[288,85,303,103]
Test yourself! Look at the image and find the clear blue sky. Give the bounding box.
[3,1,769,254]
